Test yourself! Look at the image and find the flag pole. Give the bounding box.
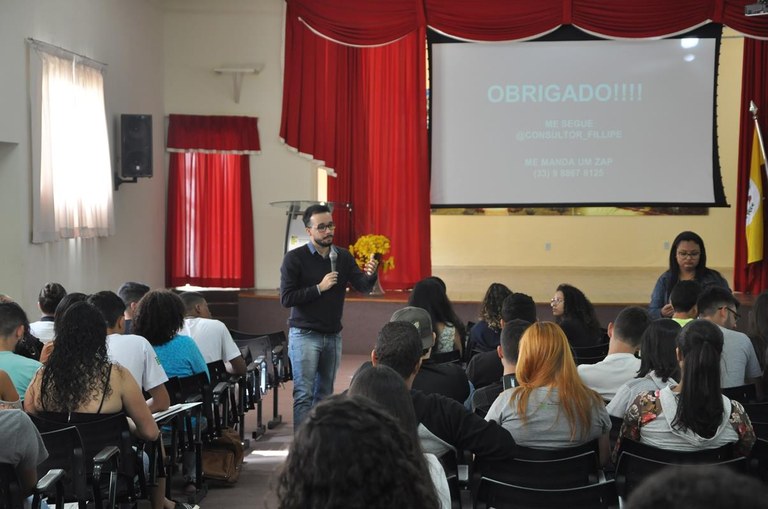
[751,101,767,168]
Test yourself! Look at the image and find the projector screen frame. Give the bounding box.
[426,24,727,209]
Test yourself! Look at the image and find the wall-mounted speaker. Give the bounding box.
[120,114,153,178]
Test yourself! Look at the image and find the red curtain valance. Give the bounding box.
[167,114,261,153]
[288,0,768,45]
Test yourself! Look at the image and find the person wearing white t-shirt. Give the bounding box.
[29,282,67,343]
[88,291,171,412]
[578,306,652,401]
[179,292,246,375]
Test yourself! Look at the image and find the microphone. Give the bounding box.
[329,246,338,273]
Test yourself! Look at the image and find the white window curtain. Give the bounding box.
[30,46,114,243]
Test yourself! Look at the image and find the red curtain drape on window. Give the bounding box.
[733,39,768,294]
[281,0,768,290]
[166,115,257,288]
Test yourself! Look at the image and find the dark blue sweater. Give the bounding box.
[280,243,376,333]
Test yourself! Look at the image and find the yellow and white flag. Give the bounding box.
[747,129,766,264]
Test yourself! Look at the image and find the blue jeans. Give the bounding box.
[288,327,342,429]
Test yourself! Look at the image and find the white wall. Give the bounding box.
[0,0,167,314]
[162,0,316,291]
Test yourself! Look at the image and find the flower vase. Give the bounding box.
[370,274,385,296]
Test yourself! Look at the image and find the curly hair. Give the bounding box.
[479,282,512,330]
[556,284,601,338]
[38,282,67,315]
[41,301,112,412]
[133,290,185,346]
[277,395,439,509]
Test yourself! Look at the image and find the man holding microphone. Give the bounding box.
[280,204,379,429]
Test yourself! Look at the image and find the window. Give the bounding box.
[166,115,259,288]
[29,41,114,243]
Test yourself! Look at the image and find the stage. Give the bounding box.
[238,266,747,355]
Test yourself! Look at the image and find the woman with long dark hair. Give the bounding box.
[550,283,604,348]
[469,282,512,352]
[649,231,730,319]
[24,302,195,509]
[408,278,466,354]
[607,319,681,418]
[486,322,611,463]
[615,320,755,458]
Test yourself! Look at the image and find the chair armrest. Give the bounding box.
[184,394,203,403]
[93,445,120,464]
[92,445,121,484]
[213,381,230,396]
[36,469,65,492]
[271,345,284,356]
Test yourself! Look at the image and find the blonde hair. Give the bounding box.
[511,321,604,440]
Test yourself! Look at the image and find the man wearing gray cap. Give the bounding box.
[368,306,516,461]
[391,307,471,404]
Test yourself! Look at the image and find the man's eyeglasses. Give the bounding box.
[310,222,336,232]
[719,306,741,321]
[676,251,701,258]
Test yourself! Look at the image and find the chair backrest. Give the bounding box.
[476,440,601,489]
[32,413,136,480]
[571,342,610,365]
[0,463,23,509]
[614,439,743,499]
[476,477,618,509]
[35,426,90,506]
[722,384,757,405]
[206,360,229,385]
[429,349,462,365]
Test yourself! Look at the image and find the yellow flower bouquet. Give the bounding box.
[349,234,395,273]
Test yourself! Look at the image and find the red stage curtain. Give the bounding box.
[734,39,768,294]
[281,0,768,291]
[166,115,257,288]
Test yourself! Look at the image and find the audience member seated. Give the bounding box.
[485,321,611,464]
[118,281,150,335]
[749,290,768,394]
[349,365,451,509]
[178,292,246,375]
[698,286,762,397]
[578,306,651,401]
[88,291,170,412]
[0,368,20,409]
[276,395,441,509]
[614,320,755,461]
[393,306,470,404]
[0,410,48,503]
[367,321,517,462]
[468,283,511,353]
[28,282,66,343]
[467,292,536,390]
[607,319,681,418]
[133,289,209,494]
[0,302,42,401]
[471,320,529,417]
[408,278,466,355]
[23,301,195,509]
[39,293,88,364]
[625,464,768,509]
[551,283,605,348]
[669,280,701,327]
[133,290,209,382]
[649,231,730,319]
